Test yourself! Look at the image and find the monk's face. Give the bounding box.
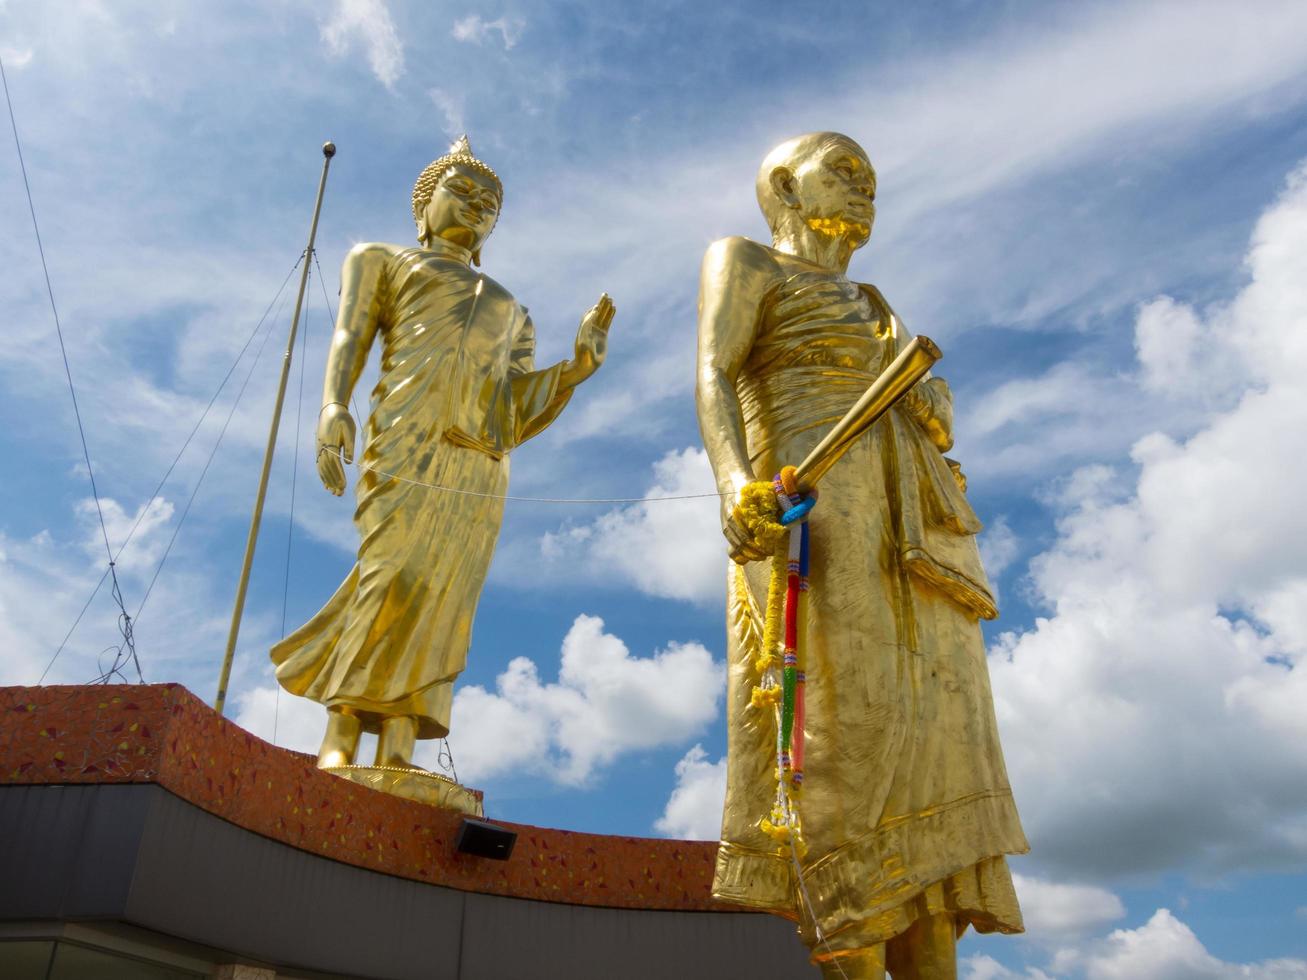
[420,162,502,251]
[784,141,877,249]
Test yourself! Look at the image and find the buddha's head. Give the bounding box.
[412,135,503,264]
[756,132,877,252]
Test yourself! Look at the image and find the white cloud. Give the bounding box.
[961,955,1053,980]
[968,908,1307,979]
[427,88,465,139]
[539,448,725,604]
[451,14,524,50]
[0,530,89,685]
[77,495,174,568]
[654,744,726,840]
[0,497,274,693]
[979,515,1020,606]
[1011,874,1126,940]
[968,364,1101,439]
[442,614,723,785]
[988,164,1307,877]
[1072,909,1307,980]
[1135,296,1234,399]
[321,0,404,89]
[233,682,326,756]
[1,47,34,69]
[955,363,1163,482]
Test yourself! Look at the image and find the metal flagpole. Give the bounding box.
[215,141,336,715]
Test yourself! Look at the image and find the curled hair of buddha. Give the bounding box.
[411,134,504,228]
[755,132,874,236]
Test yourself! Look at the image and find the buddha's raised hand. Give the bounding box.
[561,293,615,387]
[316,402,357,496]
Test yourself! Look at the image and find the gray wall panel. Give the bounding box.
[127,788,464,979]
[458,888,818,980]
[0,784,145,920]
[1,785,819,980]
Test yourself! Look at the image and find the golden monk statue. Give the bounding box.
[273,136,614,775]
[696,133,1028,979]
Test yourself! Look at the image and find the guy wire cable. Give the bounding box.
[90,267,294,683]
[40,256,304,683]
[280,260,312,640]
[275,260,315,744]
[118,262,299,644]
[338,453,730,504]
[3,51,138,678]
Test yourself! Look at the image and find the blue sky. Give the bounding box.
[3,1,1307,976]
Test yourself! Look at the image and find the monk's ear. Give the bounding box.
[770,165,801,210]
[415,214,429,246]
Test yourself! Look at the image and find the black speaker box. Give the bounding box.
[455,817,517,860]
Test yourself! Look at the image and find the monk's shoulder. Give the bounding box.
[855,280,898,321]
[703,235,782,281]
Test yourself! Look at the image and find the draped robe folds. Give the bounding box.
[272,245,571,739]
[710,257,1029,951]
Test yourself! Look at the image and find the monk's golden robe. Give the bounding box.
[272,242,570,738]
[712,255,1029,949]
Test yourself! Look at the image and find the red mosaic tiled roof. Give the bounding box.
[0,684,737,911]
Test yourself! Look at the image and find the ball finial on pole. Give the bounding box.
[323,141,337,158]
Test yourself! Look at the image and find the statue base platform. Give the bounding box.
[0,683,815,979]
[323,764,484,816]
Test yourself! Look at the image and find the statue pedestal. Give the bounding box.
[323,764,484,817]
[2,684,817,978]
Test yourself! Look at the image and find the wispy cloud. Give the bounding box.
[451,13,524,51]
[478,0,1307,467]
[1,46,33,69]
[0,495,275,691]
[427,87,465,139]
[321,0,404,89]
[978,516,1019,580]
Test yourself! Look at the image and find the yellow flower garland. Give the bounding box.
[733,478,809,858]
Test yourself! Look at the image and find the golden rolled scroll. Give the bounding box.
[794,335,942,492]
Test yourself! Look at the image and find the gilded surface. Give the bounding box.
[696,133,1027,978]
[273,137,614,772]
[324,765,485,816]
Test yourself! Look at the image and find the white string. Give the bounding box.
[321,447,731,504]
[790,838,852,980]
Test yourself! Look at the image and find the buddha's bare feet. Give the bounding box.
[316,707,362,769]
[375,715,419,768]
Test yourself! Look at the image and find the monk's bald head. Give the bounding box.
[756,132,876,241]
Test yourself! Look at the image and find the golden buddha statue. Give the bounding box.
[696,133,1028,979]
[272,136,615,777]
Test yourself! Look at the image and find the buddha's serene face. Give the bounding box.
[785,141,877,249]
[420,162,501,251]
